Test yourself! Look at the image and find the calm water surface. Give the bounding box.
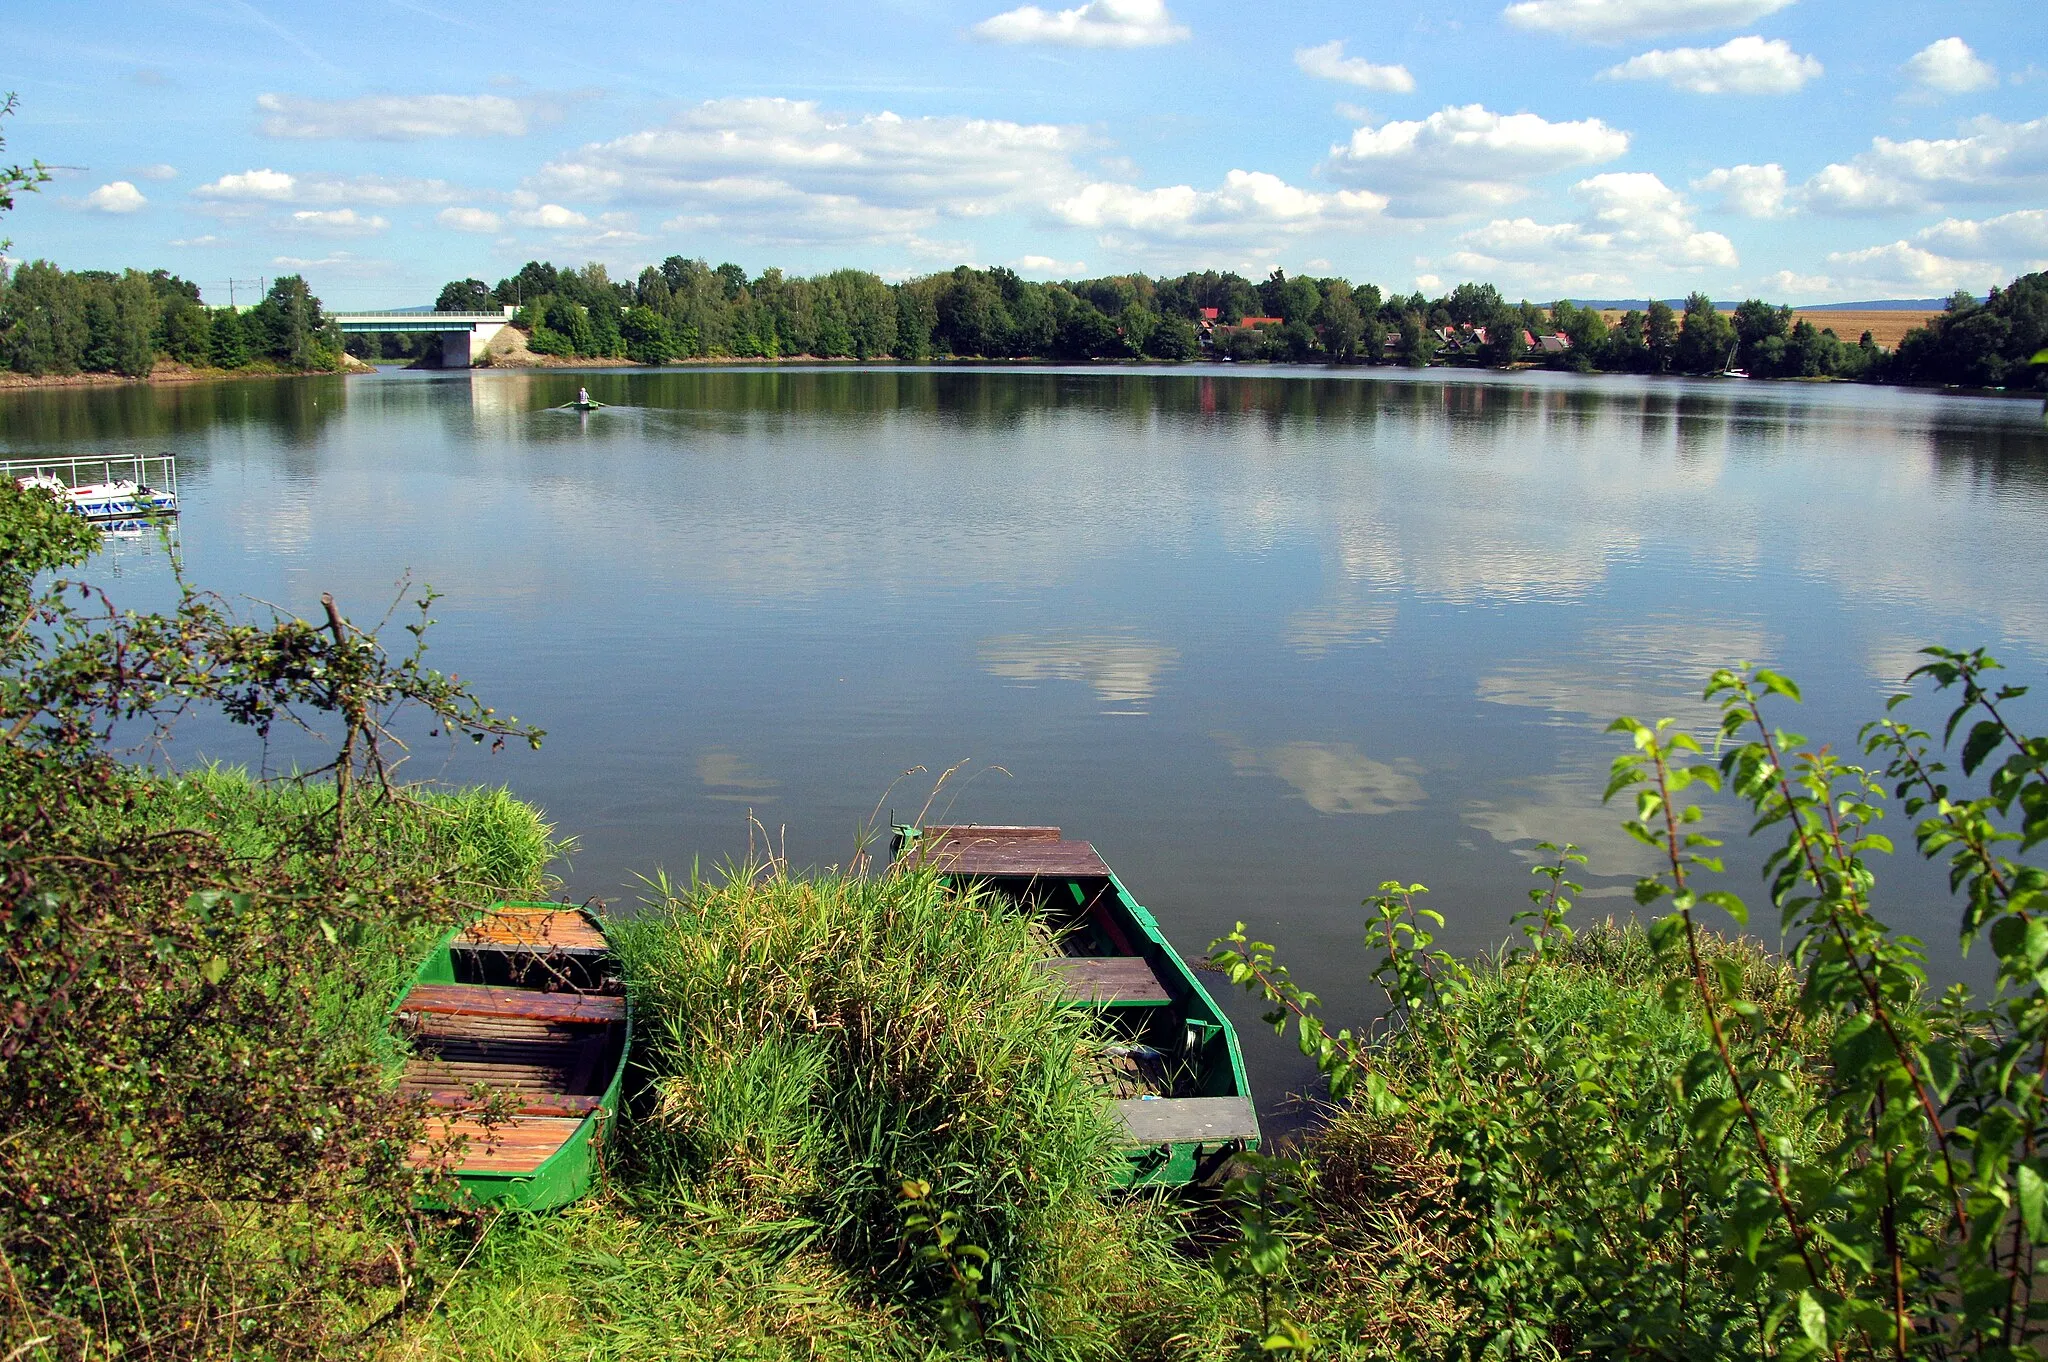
[7,365,2046,1114]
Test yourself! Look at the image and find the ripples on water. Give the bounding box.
[5,364,2045,1109]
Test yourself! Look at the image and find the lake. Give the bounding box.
[5,363,2045,1114]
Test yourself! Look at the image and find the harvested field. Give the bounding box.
[1590,309,1938,351]
[1787,310,1935,349]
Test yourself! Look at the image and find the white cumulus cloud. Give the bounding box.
[973,0,1188,47]
[1502,0,1795,42]
[193,167,298,201]
[1294,40,1415,93]
[257,92,533,140]
[192,168,463,208]
[268,251,391,278]
[1765,209,2048,301]
[1799,114,2048,215]
[1904,38,1997,96]
[1323,103,1630,216]
[1818,241,1999,296]
[1053,169,1386,244]
[437,206,502,233]
[1915,208,2048,259]
[1433,172,1737,294]
[82,180,147,213]
[1692,162,1788,216]
[535,97,1087,249]
[1601,35,1821,94]
[287,207,388,235]
[1012,254,1086,275]
[511,203,590,229]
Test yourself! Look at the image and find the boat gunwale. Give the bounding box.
[397,900,632,1207]
[891,825,1260,1182]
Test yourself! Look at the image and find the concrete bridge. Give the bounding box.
[331,307,517,367]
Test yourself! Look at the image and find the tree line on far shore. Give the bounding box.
[1,249,2040,392]
[432,258,2047,390]
[0,262,341,378]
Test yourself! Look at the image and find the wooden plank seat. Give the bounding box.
[1115,1096,1261,1145]
[414,1088,605,1118]
[402,1057,583,1095]
[1042,956,1173,1005]
[922,825,1063,846]
[457,907,607,956]
[923,838,1111,880]
[399,983,625,1025]
[403,1033,600,1077]
[402,1012,595,1043]
[410,1115,587,1175]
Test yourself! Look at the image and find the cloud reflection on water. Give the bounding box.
[1219,737,1427,815]
[979,630,1180,712]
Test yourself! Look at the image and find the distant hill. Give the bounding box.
[1565,297,1975,311]
[1795,298,1968,311]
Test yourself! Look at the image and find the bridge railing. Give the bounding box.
[331,309,516,326]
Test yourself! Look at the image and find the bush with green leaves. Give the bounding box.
[1218,652,2048,1359]
[0,481,550,1357]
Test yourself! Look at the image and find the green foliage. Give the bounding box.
[1645,298,1680,374]
[442,250,2045,387]
[608,865,1142,1351]
[1677,290,1738,374]
[1892,274,2048,391]
[1217,650,2048,1359]
[0,478,552,1357]
[0,261,338,377]
[436,278,498,313]
[1210,1153,1318,1356]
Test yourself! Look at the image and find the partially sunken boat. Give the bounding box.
[394,903,630,1210]
[891,824,1259,1187]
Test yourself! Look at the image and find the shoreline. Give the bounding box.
[3,353,2040,402]
[0,356,366,392]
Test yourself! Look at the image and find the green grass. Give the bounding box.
[121,763,566,896]
[118,765,568,1061]
[400,864,1227,1362]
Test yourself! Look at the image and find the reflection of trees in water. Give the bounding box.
[1926,418,2048,493]
[0,373,347,447]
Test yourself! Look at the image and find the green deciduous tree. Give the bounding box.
[1675,291,1737,374]
[435,278,497,312]
[247,274,338,369]
[621,305,678,364]
[1645,299,1679,374]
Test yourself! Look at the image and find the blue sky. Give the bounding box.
[4,0,2043,308]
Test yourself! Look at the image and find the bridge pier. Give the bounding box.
[439,329,489,368]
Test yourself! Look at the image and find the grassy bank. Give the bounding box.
[400,865,1224,1360]
[385,864,1823,1361]
[3,765,1839,1359]
[0,766,564,1358]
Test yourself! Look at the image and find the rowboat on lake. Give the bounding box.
[890,824,1260,1187]
[394,903,631,1210]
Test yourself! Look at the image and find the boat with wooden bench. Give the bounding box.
[890,824,1259,1187]
[393,903,630,1209]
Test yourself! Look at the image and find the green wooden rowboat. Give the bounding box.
[394,902,631,1210]
[891,824,1260,1188]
